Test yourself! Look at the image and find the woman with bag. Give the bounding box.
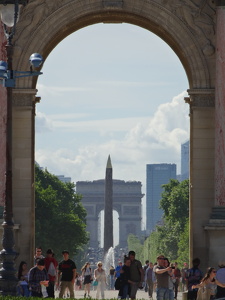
[94,262,107,299]
[81,262,92,298]
[192,267,225,300]
[44,249,58,298]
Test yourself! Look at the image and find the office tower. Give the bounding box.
[146,163,177,233]
[181,140,189,181]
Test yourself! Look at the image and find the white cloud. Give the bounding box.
[35,91,189,184]
[36,83,95,97]
[35,112,53,133]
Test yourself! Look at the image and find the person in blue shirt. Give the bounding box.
[115,262,123,279]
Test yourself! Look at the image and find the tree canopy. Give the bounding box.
[127,179,189,265]
[35,165,88,260]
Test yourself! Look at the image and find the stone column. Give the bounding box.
[186,89,215,269]
[204,3,225,268]
[215,2,225,207]
[12,89,37,267]
[0,23,7,208]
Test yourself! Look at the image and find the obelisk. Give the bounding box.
[104,155,113,254]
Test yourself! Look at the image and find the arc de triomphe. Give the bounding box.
[0,0,224,268]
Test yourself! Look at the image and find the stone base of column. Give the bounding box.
[205,207,225,267]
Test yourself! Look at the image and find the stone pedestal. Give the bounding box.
[205,207,225,267]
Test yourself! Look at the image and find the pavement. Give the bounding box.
[55,288,185,299]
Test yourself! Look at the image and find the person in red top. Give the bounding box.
[44,248,58,298]
[173,262,181,300]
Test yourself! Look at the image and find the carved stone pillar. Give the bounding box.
[203,3,225,268]
[186,89,215,269]
[12,89,37,267]
[215,3,225,207]
[0,24,7,207]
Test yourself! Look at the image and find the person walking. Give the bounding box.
[118,256,134,299]
[186,257,203,300]
[44,248,58,298]
[174,262,181,299]
[57,250,76,299]
[145,262,154,299]
[143,260,150,292]
[192,267,225,300]
[109,265,115,290]
[181,262,189,291]
[115,262,123,279]
[28,258,49,298]
[81,262,92,298]
[128,250,144,300]
[216,260,225,298]
[34,246,45,265]
[94,261,107,299]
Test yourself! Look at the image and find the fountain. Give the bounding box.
[103,246,115,278]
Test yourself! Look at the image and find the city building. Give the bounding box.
[181,140,189,181]
[146,163,177,234]
[56,175,71,183]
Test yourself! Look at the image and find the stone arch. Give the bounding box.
[7,0,217,267]
[13,0,215,89]
[76,180,143,249]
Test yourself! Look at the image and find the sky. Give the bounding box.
[35,23,189,234]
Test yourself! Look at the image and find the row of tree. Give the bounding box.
[128,179,189,266]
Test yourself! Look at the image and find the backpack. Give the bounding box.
[114,277,123,290]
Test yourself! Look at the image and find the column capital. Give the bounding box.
[185,89,215,107]
[12,89,38,107]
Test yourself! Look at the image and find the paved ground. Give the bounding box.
[55,288,185,299]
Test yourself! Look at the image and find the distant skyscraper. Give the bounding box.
[146,163,177,233]
[56,175,71,183]
[181,140,189,181]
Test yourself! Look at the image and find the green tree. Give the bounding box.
[35,165,88,260]
[177,221,189,265]
[142,179,189,264]
[127,234,144,262]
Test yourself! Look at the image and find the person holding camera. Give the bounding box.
[164,258,176,300]
[154,255,173,300]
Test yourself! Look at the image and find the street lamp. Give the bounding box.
[0,0,43,295]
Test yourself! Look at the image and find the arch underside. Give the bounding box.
[13,0,215,90]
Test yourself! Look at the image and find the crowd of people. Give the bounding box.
[16,247,225,300]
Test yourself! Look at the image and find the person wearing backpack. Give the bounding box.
[44,249,58,298]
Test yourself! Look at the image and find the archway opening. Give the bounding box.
[35,22,189,250]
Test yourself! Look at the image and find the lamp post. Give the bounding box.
[0,0,43,295]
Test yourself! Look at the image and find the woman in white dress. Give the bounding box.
[94,261,107,299]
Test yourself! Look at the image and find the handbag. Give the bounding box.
[92,280,98,286]
[115,277,123,290]
[196,286,211,300]
[48,262,56,276]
